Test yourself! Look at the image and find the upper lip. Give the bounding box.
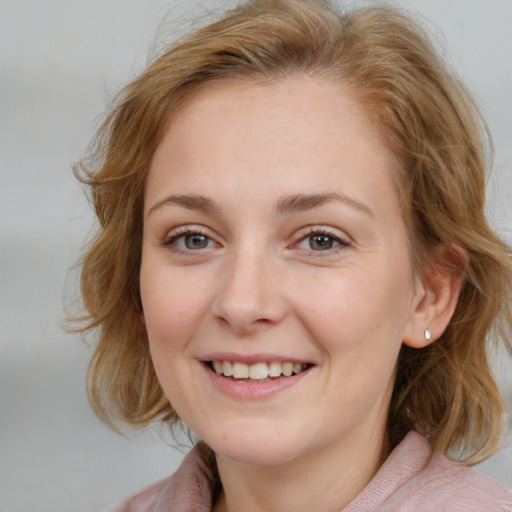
[199,352,314,365]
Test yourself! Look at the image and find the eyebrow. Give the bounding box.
[148,194,217,215]
[274,192,375,218]
[148,192,375,218]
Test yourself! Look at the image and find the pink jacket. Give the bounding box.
[106,431,512,511]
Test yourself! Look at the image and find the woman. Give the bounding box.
[73,0,512,510]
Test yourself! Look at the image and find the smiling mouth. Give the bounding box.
[205,360,312,382]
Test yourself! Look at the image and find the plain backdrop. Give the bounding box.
[1,1,511,511]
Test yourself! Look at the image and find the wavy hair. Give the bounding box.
[72,0,511,463]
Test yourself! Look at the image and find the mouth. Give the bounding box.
[204,360,312,383]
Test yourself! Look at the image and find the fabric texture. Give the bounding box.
[105,431,512,512]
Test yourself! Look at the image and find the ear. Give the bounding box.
[403,244,467,348]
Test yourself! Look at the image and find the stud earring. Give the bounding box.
[424,329,432,341]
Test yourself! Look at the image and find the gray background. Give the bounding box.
[1,1,511,511]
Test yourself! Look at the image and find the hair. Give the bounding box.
[72,0,512,464]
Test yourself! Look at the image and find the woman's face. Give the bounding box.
[140,77,423,466]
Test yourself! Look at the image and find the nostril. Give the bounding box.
[210,261,289,332]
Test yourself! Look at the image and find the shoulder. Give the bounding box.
[102,445,215,512]
[103,476,172,512]
[391,453,512,511]
[345,432,512,512]
[384,433,512,511]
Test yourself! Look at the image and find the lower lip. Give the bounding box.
[202,364,312,399]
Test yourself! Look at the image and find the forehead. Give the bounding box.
[164,76,379,154]
[146,76,399,215]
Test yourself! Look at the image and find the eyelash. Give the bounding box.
[295,227,351,255]
[162,226,216,254]
[162,226,351,255]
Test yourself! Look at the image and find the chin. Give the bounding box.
[214,441,300,466]
[199,420,305,466]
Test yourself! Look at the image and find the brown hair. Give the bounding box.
[72,0,512,463]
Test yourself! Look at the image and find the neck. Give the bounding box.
[213,425,389,512]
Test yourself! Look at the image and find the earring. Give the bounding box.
[424,329,432,341]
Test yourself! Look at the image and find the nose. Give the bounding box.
[211,246,289,335]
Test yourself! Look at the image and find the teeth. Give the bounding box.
[249,362,268,380]
[222,361,233,377]
[232,362,249,379]
[210,360,308,380]
[282,362,293,377]
[268,361,282,377]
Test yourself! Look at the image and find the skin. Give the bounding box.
[140,77,461,512]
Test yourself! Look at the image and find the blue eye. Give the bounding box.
[166,231,216,251]
[183,234,210,249]
[297,231,346,251]
[308,234,339,250]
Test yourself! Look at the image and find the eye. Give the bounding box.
[180,233,212,250]
[296,229,348,252]
[304,234,339,251]
[164,229,217,251]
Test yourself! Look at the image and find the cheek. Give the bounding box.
[139,263,212,415]
[140,263,210,354]
[295,263,414,359]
